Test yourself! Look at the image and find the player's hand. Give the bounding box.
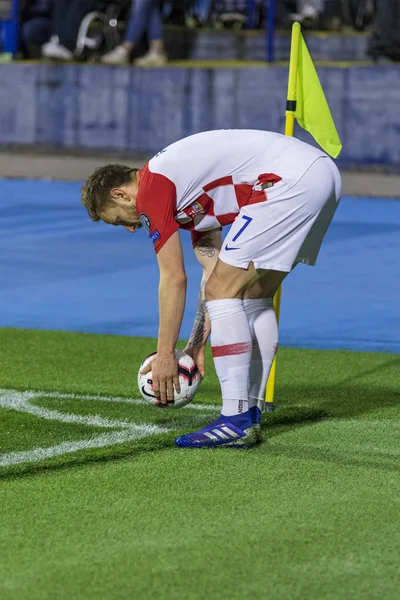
[141,353,180,405]
[184,345,206,379]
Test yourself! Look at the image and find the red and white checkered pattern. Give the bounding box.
[178,175,257,231]
[136,130,326,253]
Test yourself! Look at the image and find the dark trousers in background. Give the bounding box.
[21,16,51,57]
[368,0,400,61]
[52,0,102,51]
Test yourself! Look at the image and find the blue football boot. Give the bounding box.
[175,411,256,448]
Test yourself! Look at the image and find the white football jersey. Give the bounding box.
[136,129,326,252]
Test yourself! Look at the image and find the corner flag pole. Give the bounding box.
[265,22,301,410]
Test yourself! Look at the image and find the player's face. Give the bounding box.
[100,202,142,232]
[99,175,141,232]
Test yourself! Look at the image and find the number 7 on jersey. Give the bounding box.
[224,215,253,250]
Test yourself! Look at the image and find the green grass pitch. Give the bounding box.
[0,327,399,600]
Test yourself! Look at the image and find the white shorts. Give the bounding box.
[219,156,342,272]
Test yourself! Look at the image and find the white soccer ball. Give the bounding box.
[138,349,201,408]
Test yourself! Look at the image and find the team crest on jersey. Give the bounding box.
[139,213,151,234]
[185,201,206,218]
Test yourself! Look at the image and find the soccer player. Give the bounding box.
[81,129,341,448]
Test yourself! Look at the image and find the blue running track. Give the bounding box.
[1,180,399,352]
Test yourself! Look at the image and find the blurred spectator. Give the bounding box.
[20,0,52,59]
[42,0,101,60]
[298,0,324,24]
[289,0,324,28]
[212,0,247,28]
[101,0,167,66]
[368,0,400,62]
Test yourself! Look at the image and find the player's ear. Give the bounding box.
[110,187,130,204]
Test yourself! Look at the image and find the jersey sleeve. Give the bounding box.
[136,164,179,253]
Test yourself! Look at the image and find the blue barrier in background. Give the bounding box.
[0,63,399,168]
[164,29,370,62]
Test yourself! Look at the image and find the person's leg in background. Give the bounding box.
[21,16,51,58]
[42,0,100,60]
[135,1,166,66]
[42,0,73,59]
[101,0,166,65]
[368,0,400,62]
[57,0,100,52]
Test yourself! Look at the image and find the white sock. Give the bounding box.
[207,299,252,417]
[243,298,278,413]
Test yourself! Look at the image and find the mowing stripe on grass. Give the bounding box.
[0,388,219,467]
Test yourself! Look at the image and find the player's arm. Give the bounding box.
[137,169,187,403]
[184,229,222,377]
[152,230,187,403]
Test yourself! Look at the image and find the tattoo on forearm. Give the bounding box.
[197,237,216,258]
[188,319,204,347]
[187,278,207,347]
[199,276,206,310]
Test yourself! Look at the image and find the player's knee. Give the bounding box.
[244,279,264,299]
[206,273,248,301]
[205,271,235,301]
[205,274,219,302]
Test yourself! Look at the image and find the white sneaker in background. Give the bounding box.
[135,50,167,67]
[289,5,319,26]
[301,4,319,19]
[100,45,129,65]
[42,35,73,60]
[298,4,320,27]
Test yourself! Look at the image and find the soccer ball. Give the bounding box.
[138,349,201,408]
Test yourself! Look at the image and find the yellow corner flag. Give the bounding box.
[265,22,341,409]
[292,23,342,158]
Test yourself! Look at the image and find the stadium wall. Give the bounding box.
[165,29,370,62]
[0,63,399,168]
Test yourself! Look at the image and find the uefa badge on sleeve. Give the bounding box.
[139,213,151,234]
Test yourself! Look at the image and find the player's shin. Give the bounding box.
[207,299,252,419]
[243,298,278,422]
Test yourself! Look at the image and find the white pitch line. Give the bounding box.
[0,389,142,429]
[0,428,163,467]
[28,390,220,412]
[0,388,219,468]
